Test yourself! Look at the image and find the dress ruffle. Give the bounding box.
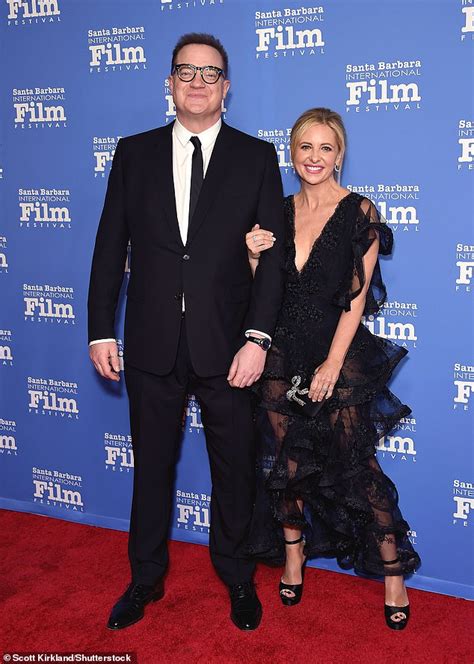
[333,198,393,316]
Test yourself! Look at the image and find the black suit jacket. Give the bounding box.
[88,121,286,376]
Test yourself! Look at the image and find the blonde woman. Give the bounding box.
[246,108,420,629]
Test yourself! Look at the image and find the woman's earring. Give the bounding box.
[334,163,340,173]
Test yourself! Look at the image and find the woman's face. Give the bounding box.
[293,123,341,186]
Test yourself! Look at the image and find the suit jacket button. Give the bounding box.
[174,293,182,300]
[183,254,190,261]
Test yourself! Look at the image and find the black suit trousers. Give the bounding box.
[124,316,256,587]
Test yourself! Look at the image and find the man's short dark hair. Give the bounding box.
[171,33,229,75]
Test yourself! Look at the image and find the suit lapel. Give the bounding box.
[186,122,233,246]
[153,122,184,248]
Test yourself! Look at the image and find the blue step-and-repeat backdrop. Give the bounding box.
[0,0,473,599]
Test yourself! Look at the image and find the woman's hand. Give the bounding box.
[245,224,275,259]
[308,358,343,402]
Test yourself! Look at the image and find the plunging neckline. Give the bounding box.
[290,192,353,275]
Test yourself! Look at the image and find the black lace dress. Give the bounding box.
[247,192,421,577]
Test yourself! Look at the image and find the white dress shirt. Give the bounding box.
[90,117,270,346]
[173,116,221,244]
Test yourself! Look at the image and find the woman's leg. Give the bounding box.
[367,457,409,613]
[330,406,409,617]
[282,518,306,586]
[267,410,306,586]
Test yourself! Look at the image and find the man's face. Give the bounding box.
[169,43,230,122]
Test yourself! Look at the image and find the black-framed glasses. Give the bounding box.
[173,63,224,84]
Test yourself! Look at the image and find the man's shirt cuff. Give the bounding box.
[89,338,116,346]
[245,329,272,343]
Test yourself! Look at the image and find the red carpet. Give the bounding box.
[0,510,472,664]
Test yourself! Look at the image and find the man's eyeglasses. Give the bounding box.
[173,63,225,85]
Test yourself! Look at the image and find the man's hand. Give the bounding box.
[89,341,121,381]
[227,341,267,388]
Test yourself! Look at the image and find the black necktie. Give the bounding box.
[189,136,203,222]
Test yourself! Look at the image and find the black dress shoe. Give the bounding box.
[229,581,262,631]
[107,581,164,630]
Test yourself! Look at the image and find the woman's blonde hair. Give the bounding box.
[290,108,347,182]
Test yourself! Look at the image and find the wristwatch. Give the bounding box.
[247,335,271,351]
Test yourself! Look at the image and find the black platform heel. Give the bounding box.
[383,557,410,630]
[279,536,307,607]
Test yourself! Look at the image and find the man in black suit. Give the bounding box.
[88,33,285,631]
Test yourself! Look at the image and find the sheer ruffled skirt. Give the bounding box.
[247,325,421,577]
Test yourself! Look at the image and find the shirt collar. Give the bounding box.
[173,116,222,150]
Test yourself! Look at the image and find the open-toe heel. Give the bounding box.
[383,557,410,630]
[279,536,307,607]
[384,603,410,630]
